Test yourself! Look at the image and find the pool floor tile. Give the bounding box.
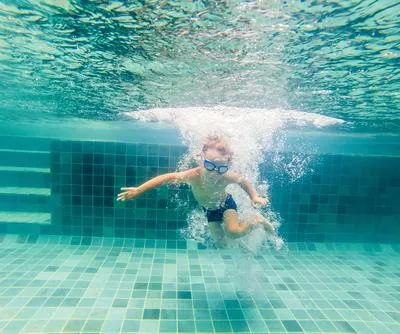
[0,235,399,333]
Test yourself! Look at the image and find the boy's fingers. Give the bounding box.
[252,198,268,207]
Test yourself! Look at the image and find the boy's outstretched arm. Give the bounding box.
[117,168,199,201]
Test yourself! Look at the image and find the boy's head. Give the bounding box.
[201,135,233,164]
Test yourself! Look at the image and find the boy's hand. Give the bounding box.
[251,196,269,207]
[117,187,140,201]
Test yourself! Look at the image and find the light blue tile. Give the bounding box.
[101,319,123,333]
[0,237,399,334]
[2,320,27,334]
[139,320,159,333]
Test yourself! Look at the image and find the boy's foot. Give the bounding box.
[255,213,275,234]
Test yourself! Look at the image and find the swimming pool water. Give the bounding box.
[0,1,399,131]
[0,235,399,334]
[1,1,400,334]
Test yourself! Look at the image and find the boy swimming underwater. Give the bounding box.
[117,135,275,247]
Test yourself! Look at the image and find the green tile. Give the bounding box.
[298,320,319,332]
[178,309,194,320]
[43,320,67,332]
[143,309,160,320]
[265,320,286,333]
[260,309,278,320]
[247,319,268,332]
[0,236,399,334]
[230,320,250,332]
[333,321,356,333]
[139,320,159,333]
[63,319,85,332]
[282,320,303,332]
[160,320,176,333]
[121,320,140,332]
[195,320,214,332]
[213,320,232,332]
[2,320,27,333]
[227,309,245,320]
[178,320,195,333]
[82,320,103,332]
[101,319,123,333]
[194,309,211,320]
[316,320,338,332]
[112,299,128,308]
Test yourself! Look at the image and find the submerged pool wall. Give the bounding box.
[263,153,400,243]
[50,140,190,239]
[48,140,400,243]
[0,121,399,243]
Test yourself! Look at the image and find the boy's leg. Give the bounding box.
[223,210,275,238]
[254,213,275,233]
[222,209,256,238]
[208,222,227,248]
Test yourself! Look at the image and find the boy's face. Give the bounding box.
[201,148,231,176]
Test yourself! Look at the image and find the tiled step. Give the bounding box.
[0,149,49,168]
[0,211,51,225]
[0,166,50,187]
[0,187,50,196]
[0,187,51,212]
[0,136,51,151]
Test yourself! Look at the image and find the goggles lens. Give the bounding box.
[203,159,229,174]
[204,160,215,171]
[218,165,229,174]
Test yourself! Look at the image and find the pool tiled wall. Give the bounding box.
[49,141,192,239]
[1,137,399,243]
[263,153,400,243]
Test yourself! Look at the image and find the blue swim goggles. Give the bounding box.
[203,159,229,174]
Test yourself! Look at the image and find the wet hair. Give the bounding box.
[201,135,233,161]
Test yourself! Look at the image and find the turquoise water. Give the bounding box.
[1,1,400,334]
[0,0,399,131]
[1,235,400,334]
[0,131,399,333]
